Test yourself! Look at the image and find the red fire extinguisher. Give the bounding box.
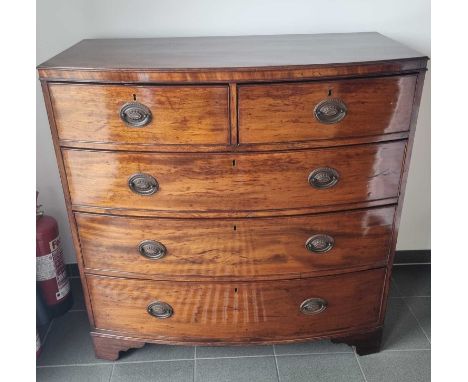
[36,192,73,317]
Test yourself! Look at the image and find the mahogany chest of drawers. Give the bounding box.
[38,33,428,360]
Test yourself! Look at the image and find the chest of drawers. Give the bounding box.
[38,33,427,360]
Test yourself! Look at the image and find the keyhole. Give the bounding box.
[233,225,237,231]
[328,89,332,97]
[232,159,236,167]
[234,288,238,293]
[133,94,137,101]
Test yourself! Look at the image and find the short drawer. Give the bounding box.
[87,268,385,342]
[63,140,405,213]
[76,206,395,280]
[49,83,229,145]
[238,75,417,144]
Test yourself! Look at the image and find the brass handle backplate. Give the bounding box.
[314,98,347,124]
[308,167,339,189]
[120,102,152,127]
[138,240,167,260]
[305,234,335,253]
[128,173,159,195]
[147,301,173,319]
[300,298,328,315]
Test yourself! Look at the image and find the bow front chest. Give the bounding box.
[38,33,427,360]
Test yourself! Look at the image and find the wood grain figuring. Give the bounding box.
[63,141,405,213]
[59,131,410,153]
[38,33,428,358]
[38,61,426,84]
[239,76,417,144]
[49,84,229,145]
[37,33,427,83]
[70,199,399,219]
[378,70,428,325]
[40,81,96,327]
[87,269,386,342]
[76,206,395,280]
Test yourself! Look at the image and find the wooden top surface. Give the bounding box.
[38,32,425,71]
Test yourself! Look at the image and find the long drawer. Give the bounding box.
[76,206,395,280]
[63,141,405,213]
[87,268,385,342]
[238,75,417,144]
[49,83,230,145]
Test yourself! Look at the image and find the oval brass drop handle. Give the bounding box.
[138,240,167,260]
[128,173,159,195]
[305,234,334,253]
[308,167,339,189]
[314,98,347,124]
[147,301,173,319]
[120,101,152,127]
[300,298,328,315]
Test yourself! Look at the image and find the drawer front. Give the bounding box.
[87,268,385,341]
[49,84,229,145]
[238,75,417,144]
[76,206,395,279]
[64,141,405,212]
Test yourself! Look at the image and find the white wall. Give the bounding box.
[37,0,430,263]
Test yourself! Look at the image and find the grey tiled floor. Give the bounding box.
[37,265,431,381]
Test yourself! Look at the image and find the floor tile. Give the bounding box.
[274,340,351,355]
[392,265,431,297]
[196,356,278,382]
[37,320,53,342]
[197,345,273,358]
[388,278,401,298]
[404,297,431,340]
[112,360,194,382]
[359,350,430,382]
[37,365,113,382]
[117,344,194,362]
[37,311,104,366]
[277,353,364,382]
[70,278,85,311]
[382,298,430,350]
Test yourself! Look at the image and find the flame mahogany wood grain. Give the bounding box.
[87,268,385,343]
[239,75,417,144]
[62,141,405,213]
[70,198,399,219]
[40,81,96,327]
[76,206,395,281]
[58,131,410,153]
[49,83,229,146]
[37,33,427,83]
[38,34,428,359]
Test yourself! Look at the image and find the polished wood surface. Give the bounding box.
[239,76,416,144]
[87,268,385,342]
[50,84,229,145]
[76,206,395,280]
[38,61,426,84]
[39,33,425,70]
[379,71,428,324]
[332,327,384,356]
[59,130,410,153]
[38,33,428,358]
[37,33,427,83]
[63,141,405,213]
[91,334,145,361]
